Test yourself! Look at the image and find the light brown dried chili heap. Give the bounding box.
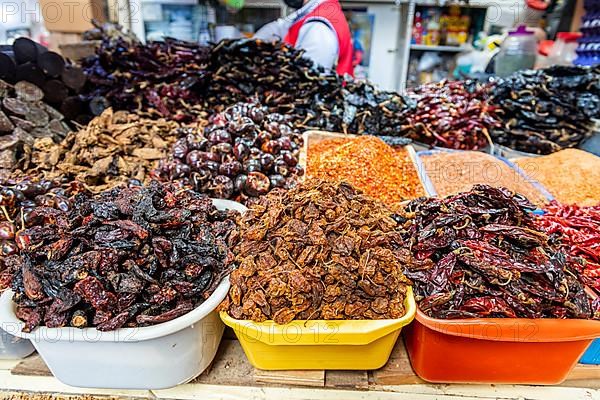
[307,136,424,206]
[218,180,412,324]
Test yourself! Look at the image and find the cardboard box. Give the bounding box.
[38,0,106,33]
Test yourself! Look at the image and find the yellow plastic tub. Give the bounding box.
[220,287,416,370]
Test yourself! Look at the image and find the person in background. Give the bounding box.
[254,0,354,76]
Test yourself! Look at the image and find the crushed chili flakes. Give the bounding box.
[421,151,548,206]
[515,149,600,206]
[307,136,424,206]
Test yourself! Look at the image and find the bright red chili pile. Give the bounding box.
[535,202,600,292]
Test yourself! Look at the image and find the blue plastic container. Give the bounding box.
[581,339,600,364]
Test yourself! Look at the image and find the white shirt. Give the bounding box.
[254,0,339,71]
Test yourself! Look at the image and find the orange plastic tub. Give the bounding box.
[404,309,600,384]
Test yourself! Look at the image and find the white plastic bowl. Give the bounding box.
[0,198,246,389]
[0,326,35,360]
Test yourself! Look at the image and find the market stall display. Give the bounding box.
[218,180,414,369]
[155,102,304,205]
[418,150,550,205]
[489,66,600,154]
[11,181,240,332]
[514,149,600,206]
[400,185,600,384]
[2,30,600,392]
[306,135,424,206]
[0,193,244,389]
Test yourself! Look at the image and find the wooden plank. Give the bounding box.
[325,370,368,390]
[11,355,51,378]
[254,370,325,388]
[372,339,425,385]
[0,392,142,400]
[191,340,255,386]
[560,363,600,389]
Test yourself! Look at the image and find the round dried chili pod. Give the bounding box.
[248,107,264,124]
[212,142,233,155]
[234,174,247,194]
[281,151,297,167]
[208,129,231,144]
[54,196,70,212]
[262,140,281,155]
[203,160,221,174]
[211,175,234,199]
[278,136,293,151]
[256,131,272,145]
[269,174,286,189]
[244,159,262,173]
[244,172,270,196]
[219,161,242,177]
[259,153,275,171]
[249,147,261,159]
[233,142,250,160]
[291,165,305,177]
[264,121,281,136]
[274,159,290,177]
[0,188,16,208]
[191,170,211,190]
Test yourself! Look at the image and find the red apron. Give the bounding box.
[284,0,354,77]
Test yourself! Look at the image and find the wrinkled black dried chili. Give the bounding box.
[399,184,596,319]
[0,177,85,289]
[11,181,239,331]
[489,65,600,154]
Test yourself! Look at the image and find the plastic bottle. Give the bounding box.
[494,25,538,76]
[547,32,582,65]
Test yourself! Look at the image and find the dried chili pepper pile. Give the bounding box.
[82,37,211,122]
[13,108,184,192]
[82,37,414,135]
[489,65,600,154]
[11,181,239,331]
[0,178,85,289]
[534,202,600,294]
[400,185,595,319]
[218,180,412,324]
[307,136,424,206]
[401,80,501,150]
[0,80,70,176]
[154,102,303,205]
